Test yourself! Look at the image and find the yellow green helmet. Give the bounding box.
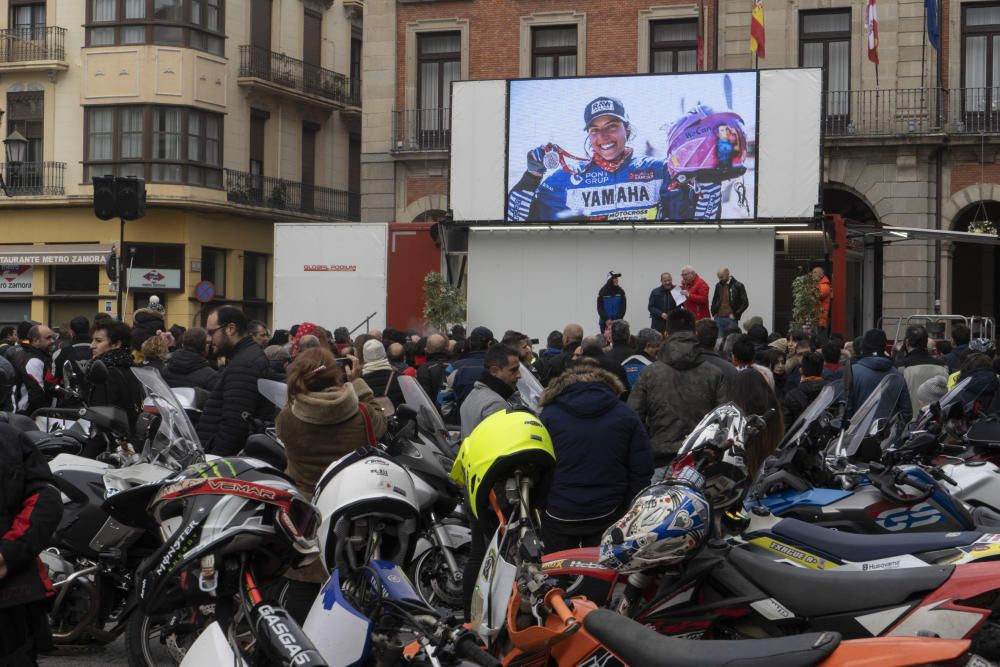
[450,409,556,520]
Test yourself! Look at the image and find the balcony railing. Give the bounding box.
[0,27,66,63]
[0,162,65,196]
[225,169,360,219]
[238,45,360,107]
[823,87,1000,137]
[391,108,451,153]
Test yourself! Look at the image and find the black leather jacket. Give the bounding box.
[711,277,749,319]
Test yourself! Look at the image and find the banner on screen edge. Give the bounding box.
[506,71,758,223]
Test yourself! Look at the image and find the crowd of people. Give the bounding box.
[2,288,999,657]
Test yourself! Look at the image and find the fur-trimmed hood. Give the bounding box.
[539,364,624,410]
[290,379,374,425]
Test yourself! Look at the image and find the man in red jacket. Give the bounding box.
[680,265,711,321]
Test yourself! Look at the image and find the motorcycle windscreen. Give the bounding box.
[675,403,747,461]
[778,384,837,452]
[303,569,373,667]
[832,375,905,460]
[398,375,454,454]
[258,378,288,409]
[517,363,544,413]
[133,367,205,471]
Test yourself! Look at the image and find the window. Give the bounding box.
[800,9,851,117]
[50,265,99,294]
[6,91,43,163]
[84,105,224,186]
[243,252,267,301]
[650,19,698,73]
[532,26,577,77]
[0,302,31,327]
[86,0,225,55]
[249,108,267,190]
[10,1,46,41]
[351,30,362,99]
[418,32,459,112]
[963,3,1000,115]
[201,247,226,296]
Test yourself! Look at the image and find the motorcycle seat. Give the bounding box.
[20,430,84,457]
[583,609,840,667]
[972,506,1000,531]
[768,517,982,562]
[727,547,952,618]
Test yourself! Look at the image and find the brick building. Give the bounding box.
[361,0,1000,334]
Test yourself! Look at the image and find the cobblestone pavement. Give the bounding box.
[40,637,128,666]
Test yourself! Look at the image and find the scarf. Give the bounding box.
[362,358,393,375]
[592,147,633,173]
[97,346,135,368]
[361,339,394,374]
[478,370,516,400]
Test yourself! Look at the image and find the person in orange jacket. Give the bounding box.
[813,266,832,330]
[680,265,711,321]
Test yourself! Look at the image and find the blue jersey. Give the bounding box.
[532,156,669,222]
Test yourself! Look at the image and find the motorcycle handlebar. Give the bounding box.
[873,470,936,506]
[454,635,500,667]
[543,588,578,628]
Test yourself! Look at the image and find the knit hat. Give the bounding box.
[363,339,387,364]
[742,316,764,333]
[469,326,495,345]
[768,338,788,354]
[916,375,948,405]
[861,329,888,356]
[147,294,165,313]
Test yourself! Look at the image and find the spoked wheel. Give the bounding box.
[409,545,470,618]
[124,606,210,667]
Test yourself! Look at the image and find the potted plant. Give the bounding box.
[423,272,466,332]
[791,271,822,330]
[968,219,997,235]
[268,181,289,209]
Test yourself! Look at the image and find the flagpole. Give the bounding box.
[921,0,927,94]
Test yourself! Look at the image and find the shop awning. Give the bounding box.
[0,244,114,265]
[845,224,1000,246]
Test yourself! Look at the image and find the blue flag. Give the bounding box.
[925,0,940,50]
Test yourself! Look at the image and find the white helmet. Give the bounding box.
[313,448,420,572]
[671,404,750,510]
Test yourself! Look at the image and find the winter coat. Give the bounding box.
[88,347,144,431]
[0,422,63,610]
[608,346,636,367]
[817,276,832,329]
[277,378,387,583]
[681,276,711,321]
[539,366,653,521]
[131,309,166,351]
[0,355,13,412]
[647,285,678,332]
[361,367,404,407]
[957,366,1000,411]
[416,354,450,402]
[711,277,749,320]
[197,336,272,456]
[782,378,826,427]
[162,349,219,390]
[16,346,50,415]
[627,331,727,461]
[597,282,627,324]
[51,337,91,383]
[460,377,516,440]
[848,355,912,422]
[448,351,487,407]
[945,344,970,373]
[700,350,738,387]
[898,350,948,417]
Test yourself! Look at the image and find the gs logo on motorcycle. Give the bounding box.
[871,502,945,531]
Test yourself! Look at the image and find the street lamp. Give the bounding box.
[1,126,29,197]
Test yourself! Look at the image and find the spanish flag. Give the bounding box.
[750,0,765,59]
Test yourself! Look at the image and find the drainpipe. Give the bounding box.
[713,0,720,70]
[934,141,946,311]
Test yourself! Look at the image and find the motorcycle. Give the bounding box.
[540,403,1000,660]
[463,410,981,666]
[298,447,496,666]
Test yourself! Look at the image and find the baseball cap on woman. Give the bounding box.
[584,97,628,129]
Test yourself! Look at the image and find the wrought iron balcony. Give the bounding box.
[225,169,360,219]
[0,27,66,65]
[823,87,1000,137]
[238,45,360,108]
[0,162,65,196]
[391,108,451,153]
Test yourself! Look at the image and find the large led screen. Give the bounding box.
[506,71,758,223]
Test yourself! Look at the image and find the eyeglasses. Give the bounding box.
[206,326,223,336]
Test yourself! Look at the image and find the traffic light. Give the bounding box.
[92,176,146,221]
[116,177,146,220]
[92,175,117,220]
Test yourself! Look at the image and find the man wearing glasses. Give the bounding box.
[196,306,272,456]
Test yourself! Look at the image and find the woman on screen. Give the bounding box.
[506,96,747,223]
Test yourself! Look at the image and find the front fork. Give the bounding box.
[429,512,463,582]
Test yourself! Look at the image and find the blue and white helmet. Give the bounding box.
[598,480,711,574]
